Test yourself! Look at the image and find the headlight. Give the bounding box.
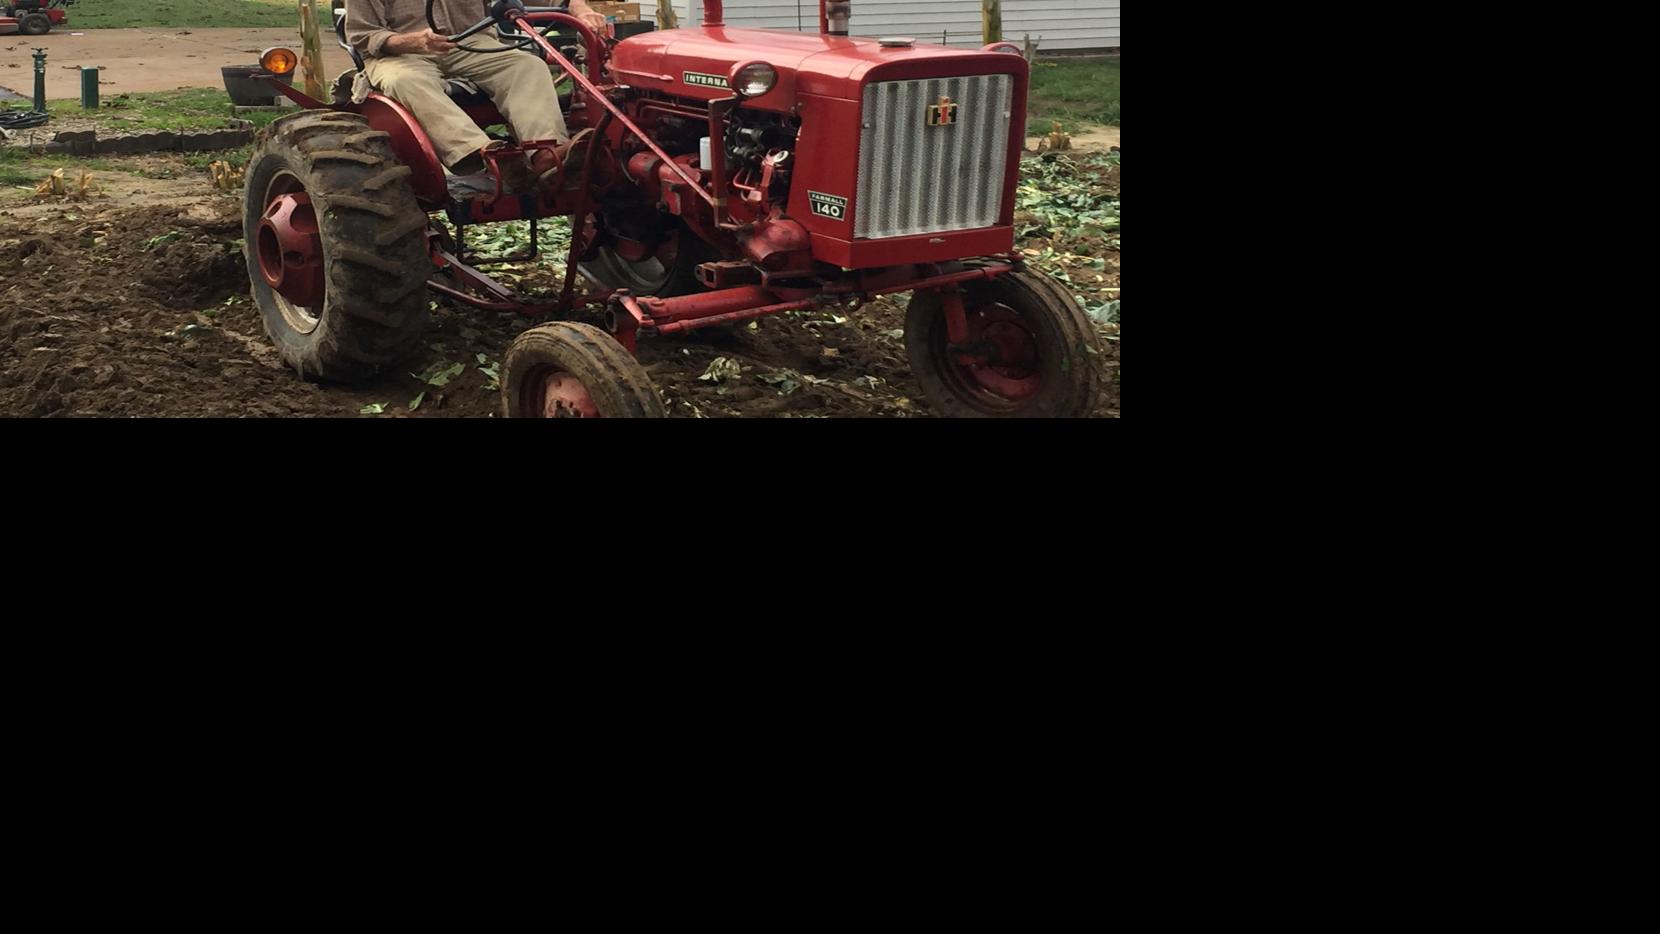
[730,61,777,98]
[260,47,298,75]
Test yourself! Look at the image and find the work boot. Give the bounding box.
[536,129,593,191]
[449,149,487,176]
[527,146,559,185]
[481,141,533,194]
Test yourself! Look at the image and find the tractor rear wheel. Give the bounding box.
[904,264,1105,417]
[18,12,50,34]
[501,322,664,418]
[242,110,431,382]
[580,219,713,298]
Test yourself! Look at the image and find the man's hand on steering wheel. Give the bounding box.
[386,27,458,56]
[411,0,608,55]
[567,0,608,33]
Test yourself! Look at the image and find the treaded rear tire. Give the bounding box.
[243,109,431,383]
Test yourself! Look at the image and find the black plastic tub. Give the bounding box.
[221,65,294,106]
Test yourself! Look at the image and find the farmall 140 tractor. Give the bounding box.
[246,0,1105,417]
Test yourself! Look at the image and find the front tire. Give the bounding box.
[905,265,1105,417]
[18,12,50,34]
[242,110,431,382]
[502,322,664,418]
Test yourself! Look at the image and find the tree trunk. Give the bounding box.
[298,0,326,102]
[982,0,1002,44]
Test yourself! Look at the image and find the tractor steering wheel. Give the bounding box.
[427,0,572,54]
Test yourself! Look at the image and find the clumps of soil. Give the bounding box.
[2,199,298,417]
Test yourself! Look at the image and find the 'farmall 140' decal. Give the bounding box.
[927,96,959,127]
[683,71,728,89]
[809,191,848,220]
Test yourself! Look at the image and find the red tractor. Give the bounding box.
[1,0,72,36]
[246,0,1104,417]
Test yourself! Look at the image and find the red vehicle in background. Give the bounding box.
[1,0,72,36]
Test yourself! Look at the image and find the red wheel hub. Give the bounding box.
[956,303,1041,402]
[611,236,651,262]
[655,235,679,265]
[256,193,324,309]
[539,370,600,418]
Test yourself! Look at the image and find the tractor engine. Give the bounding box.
[603,0,1027,282]
[723,108,799,206]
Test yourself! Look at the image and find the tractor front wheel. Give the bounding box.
[904,265,1105,417]
[501,322,664,418]
[18,12,50,34]
[242,110,431,382]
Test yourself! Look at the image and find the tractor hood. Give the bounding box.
[609,26,1026,112]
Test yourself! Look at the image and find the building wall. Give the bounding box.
[666,1,1119,51]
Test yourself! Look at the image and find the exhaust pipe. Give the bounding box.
[704,0,721,27]
[821,0,849,36]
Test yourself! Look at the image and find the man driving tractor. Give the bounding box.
[344,0,607,190]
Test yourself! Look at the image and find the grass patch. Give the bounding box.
[0,87,281,187]
[181,144,254,169]
[68,0,301,29]
[1027,56,1120,132]
[36,88,284,131]
[0,146,129,186]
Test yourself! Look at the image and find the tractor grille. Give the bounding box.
[854,74,1013,240]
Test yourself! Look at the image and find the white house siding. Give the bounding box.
[1006,0,1118,51]
[669,1,1119,51]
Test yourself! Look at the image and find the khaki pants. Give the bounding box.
[363,50,568,171]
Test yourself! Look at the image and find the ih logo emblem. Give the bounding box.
[927,96,959,127]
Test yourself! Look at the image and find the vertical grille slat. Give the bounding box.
[854,74,1012,240]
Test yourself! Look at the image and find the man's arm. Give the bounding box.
[347,0,607,60]
[567,0,607,33]
[345,0,456,58]
[382,29,458,55]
